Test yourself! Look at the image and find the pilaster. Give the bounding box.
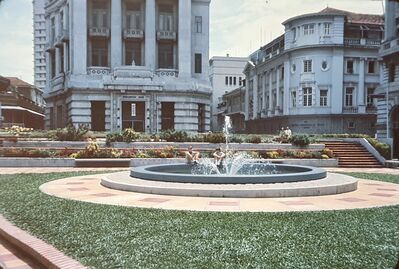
[178,0,192,78]
[145,0,156,70]
[111,0,122,68]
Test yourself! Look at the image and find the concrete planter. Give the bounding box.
[0,157,75,167]
[0,157,338,168]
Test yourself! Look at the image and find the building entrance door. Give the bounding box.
[122,101,145,132]
[161,102,175,130]
[91,101,105,131]
[392,106,399,159]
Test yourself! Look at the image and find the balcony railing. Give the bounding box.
[157,31,177,41]
[343,107,358,113]
[123,29,144,39]
[380,37,399,57]
[87,67,111,76]
[155,69,178,78]
[344,38,381,47]
[89,27,110,38]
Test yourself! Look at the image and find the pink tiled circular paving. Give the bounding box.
[40,172,399,212]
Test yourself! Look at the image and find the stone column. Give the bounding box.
[178,0,192,78]
[244,75,249,120]
[63,43,69,72]
[283,60,290,115]
[72,0,87,74]
[111,0,122,68]
[268,70,273,116]
[358,58,366,113]
[145,0,156,70]
[252,73,258,120]
[262,73,266,116]
[55,47,61,75]
[276,67,280,114]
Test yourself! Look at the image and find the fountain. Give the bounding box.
[101,116,358,197]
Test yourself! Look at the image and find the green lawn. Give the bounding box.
[0,172,398,269]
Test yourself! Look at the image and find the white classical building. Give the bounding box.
[243,8,384,135]
[376,0,399,158]
[44,0,211,133]
[209,55,247,131]
[33,0,47,91]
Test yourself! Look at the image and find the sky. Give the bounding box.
[0,0,384,85]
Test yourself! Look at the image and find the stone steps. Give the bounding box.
[324,142,383,168]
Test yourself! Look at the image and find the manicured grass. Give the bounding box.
[343,172,399,184]
[0,172,398,268]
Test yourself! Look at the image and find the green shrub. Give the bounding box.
[105,132,124,146]
[266,151,280,159]
[122,128,140,143]
[52,123,90,141]
[367,138,391,159]
[322,148,334,158]
[160,129,190,142]
[245,135,262,144]
[290,134,311,147]
[203,132,225,143]
[229,136,243,143]
[320,133,371,139]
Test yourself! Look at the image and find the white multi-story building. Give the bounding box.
[33,0,47,91]
[209,55,247,131]
[243,8,383,135]
[44,0,211,133]
[376,0,399,158]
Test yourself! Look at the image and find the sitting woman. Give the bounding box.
[213,147,226,168]
[185,146,200,164]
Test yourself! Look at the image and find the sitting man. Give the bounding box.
[185,146,200,164]
[213,147,226,168]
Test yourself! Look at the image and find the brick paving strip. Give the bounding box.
[0,215,86,269]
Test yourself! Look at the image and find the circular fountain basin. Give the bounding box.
[130,163,327,184]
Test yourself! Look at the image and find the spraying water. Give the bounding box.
[192,116,276,176]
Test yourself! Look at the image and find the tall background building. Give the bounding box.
[376,0,399,158]
[44,0,211,133]
[209,55,247,131]
[33,0,47,92]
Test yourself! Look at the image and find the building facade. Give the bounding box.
[218,85,246,133]
[0,76,45,129]
[33,0,47,91]
[209,55,247,131]
[44,0,211,133]
[244,8,383,135]
[376,0,399,158]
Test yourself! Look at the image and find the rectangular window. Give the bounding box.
[367,87,375,106]
[324,23,331,35]
[195,16,202,33]
[229,76,232,85]
[389,64,396,82]
[233,77,237,85]
[225,76,229,85]
[158,43,174,69]
[320,89,328,107]
[291,91,297,107]
[125,40,142,66]
[345,87,354,107]
[50,17,55,43]
[303,60,312,73]
[51,51,56,78]
[195,53,202,74]
[292,28,297,40]
[92,9,108,28]
[239,77,242,86]
[368,61,375,74]
[303,24,314,35]
[91,39,108,67]
[281,67,284,80]
[346,60,354,74]
[303,87,312,107]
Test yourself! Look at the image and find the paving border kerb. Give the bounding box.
[0,214,86,269]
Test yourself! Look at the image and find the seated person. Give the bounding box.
[185,146,200,164]
[213,147,226,168]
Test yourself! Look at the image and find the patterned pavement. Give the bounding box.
[40,170,399,213]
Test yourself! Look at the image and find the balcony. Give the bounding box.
[344,38,381,48]
[155,69,178,78]
[343,107,358,114]
[123,29,144,39]
[89,27,110,38]
[380,37,399,57]
[157,31,177,41]
[366,105,378,114]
